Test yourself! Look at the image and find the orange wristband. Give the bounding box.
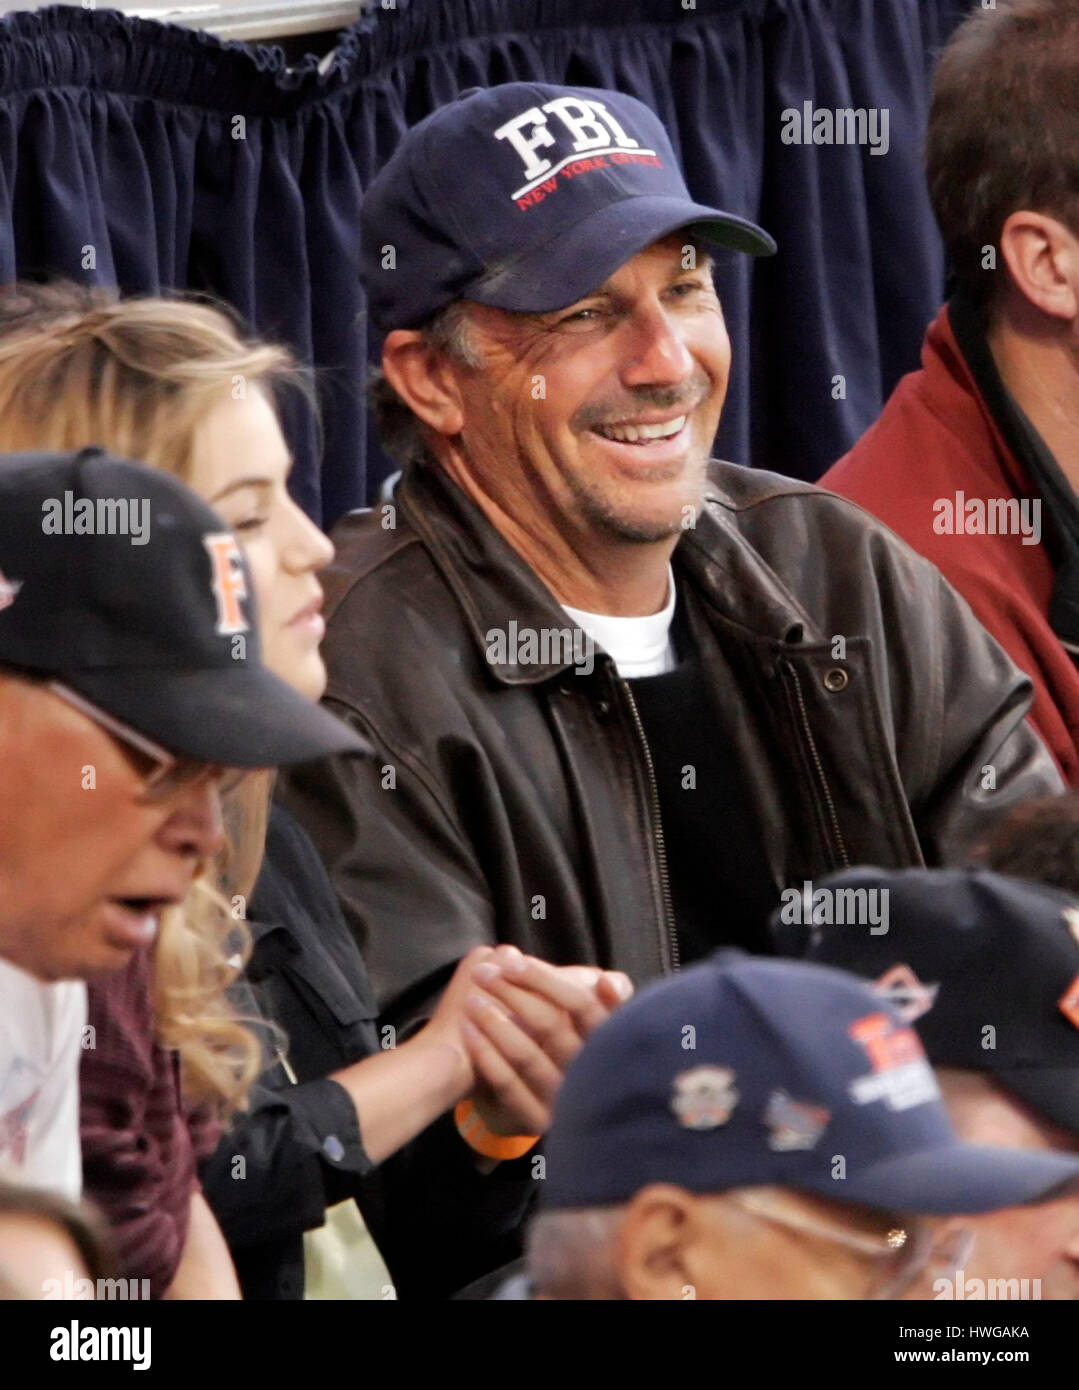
[454,1100,539,1161]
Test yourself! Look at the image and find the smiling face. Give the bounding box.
[384,235,731,604]
[185,388,334,701]
[0,675,225,980]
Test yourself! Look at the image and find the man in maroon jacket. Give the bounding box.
[822,0,1079,785]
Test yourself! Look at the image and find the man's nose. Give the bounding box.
[619,303,695,389]
[158,778,227,860]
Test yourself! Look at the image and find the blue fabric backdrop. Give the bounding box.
[0,0,971,527]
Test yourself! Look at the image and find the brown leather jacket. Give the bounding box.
[279,460,1061,1028]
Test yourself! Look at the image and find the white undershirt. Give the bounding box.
[0,956,86,1201]
[561,566,678,679]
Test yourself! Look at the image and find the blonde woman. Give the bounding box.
[0,283,631,1299]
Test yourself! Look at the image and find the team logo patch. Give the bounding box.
[0,567,22,611]
[872,964,939,1025]
[847,1012,939,1112]
[764,1089,830,1151]
[203,532,249,637]
[671,1066,739,1131]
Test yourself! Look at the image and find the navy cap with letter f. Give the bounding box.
[542,951,1079,1214]
[0,448,369,768]
[360,82,776,334]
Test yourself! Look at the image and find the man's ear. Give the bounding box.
[615,1184,703,1301]
[999,211,1079,323]
[381,329,466,438]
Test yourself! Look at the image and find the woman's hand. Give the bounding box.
[331,945,631,1167]
[461,946,633,1137]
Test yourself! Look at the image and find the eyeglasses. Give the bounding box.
[731,1191,975,1300]
[47,681,247,805]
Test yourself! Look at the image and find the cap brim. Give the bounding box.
[66,664,372,767]
[467,194,776,315]
[809,1141,1079,1216]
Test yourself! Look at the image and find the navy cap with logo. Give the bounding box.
[0,448,370,766]
[772,866,1079,1136]
[360,82,777,334]
[542,951,1079,1213]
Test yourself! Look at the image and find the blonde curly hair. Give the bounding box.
[0,280,303,1109]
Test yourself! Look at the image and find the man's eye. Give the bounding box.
[558,306,604,326]
[234,516,269,533]
[670,280,707,298]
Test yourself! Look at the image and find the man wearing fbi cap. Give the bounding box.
[0,447,364,1200]
[776,866,1079,1299]
[283,82,1060,1035]
[526,951,1079,1300]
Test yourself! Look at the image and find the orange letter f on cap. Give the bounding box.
[204,532,249,636]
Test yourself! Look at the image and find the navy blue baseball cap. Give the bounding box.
[360,83,776,334]
[0,449,370,767]
[772,866,1079,1136]
[542,952,1079,1213]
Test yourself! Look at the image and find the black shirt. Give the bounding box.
[625,600,777,963]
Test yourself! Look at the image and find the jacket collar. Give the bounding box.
[948,294,1079,651]
[397,461,817,685]
[948,294,1065,512]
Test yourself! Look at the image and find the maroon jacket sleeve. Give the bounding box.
[79,947,199,1298]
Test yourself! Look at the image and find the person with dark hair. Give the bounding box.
[280,81,1060,1048]
[822,0,1079,784]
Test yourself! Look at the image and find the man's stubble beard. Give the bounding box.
[567,448,711,544]
[566,373,717,543]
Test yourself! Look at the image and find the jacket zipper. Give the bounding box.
[620,680,680,974]
[781,659,851,871]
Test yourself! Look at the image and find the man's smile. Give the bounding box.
[590,412,688,444]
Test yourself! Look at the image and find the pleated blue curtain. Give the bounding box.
[754,0,966,474]
[0,0,970,528]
